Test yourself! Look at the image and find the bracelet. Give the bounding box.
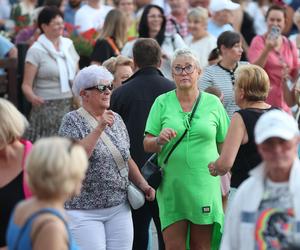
[155,137,163,146]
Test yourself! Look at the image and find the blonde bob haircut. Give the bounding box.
[187,7,209,22]
[26,137,88,199]
[103,55,134,75]
[0,98,28,147]
[235,65,270,102]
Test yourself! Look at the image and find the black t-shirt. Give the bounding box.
[0,172,25,247]
[90,38,118,64]
[231,108,273,188]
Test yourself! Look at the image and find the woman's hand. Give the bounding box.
[140,183,155,201]
[157,128,177,146]
[28,93,45,106]
[208,162,218,176]
[98,110,115,130]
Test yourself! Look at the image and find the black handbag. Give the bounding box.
[141,93,201,189]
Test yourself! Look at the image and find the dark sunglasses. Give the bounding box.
[85,84,113,93]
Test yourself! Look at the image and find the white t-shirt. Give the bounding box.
[75,4,113,33]
[245,2,268,35]
[185,34,217,69]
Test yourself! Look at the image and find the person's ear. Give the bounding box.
[158,58,162,68]
[79,89,87,98]
[239,88,245,99]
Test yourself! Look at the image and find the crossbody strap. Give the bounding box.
[76,108,128,177]
[163,93,201,164]
[105,37,120,56]
[13,208,71,250]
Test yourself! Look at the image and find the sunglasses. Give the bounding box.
[85,84,113,93]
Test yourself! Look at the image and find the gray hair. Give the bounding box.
[72,65,114,97]
[187,7,209,22]
[171,48,201,69]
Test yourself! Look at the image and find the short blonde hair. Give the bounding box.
[0,98,28,147]
[235,65,270,102]
[103,55,134,75]
[26,137,88,199]
[187,7,208,22]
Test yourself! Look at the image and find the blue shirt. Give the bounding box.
[0,35,14,74]
[64,3,83,26]
[207,20,234,38]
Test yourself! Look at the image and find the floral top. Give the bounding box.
[59,110,130,209]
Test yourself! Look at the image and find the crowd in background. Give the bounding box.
[2,0,300,249]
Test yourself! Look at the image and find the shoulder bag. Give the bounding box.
[141,93,201,189]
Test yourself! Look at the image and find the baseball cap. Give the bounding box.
[209,0,240,13]
[254,109,299,144]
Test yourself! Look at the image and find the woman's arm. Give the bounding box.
[282,80,296,107]
[128,158,155,201]
[22,62,44,106]
[208,112,246,176]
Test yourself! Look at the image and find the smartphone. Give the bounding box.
[268,26,281,40]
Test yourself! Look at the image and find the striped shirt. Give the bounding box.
[199,61,248,118]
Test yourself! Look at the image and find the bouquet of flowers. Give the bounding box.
[64,23,98,58]
[10,4,31,34]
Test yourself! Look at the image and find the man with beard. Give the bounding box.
[64,0,83,25]
[165,0,189,38]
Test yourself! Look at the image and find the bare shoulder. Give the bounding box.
[31,214,68,250]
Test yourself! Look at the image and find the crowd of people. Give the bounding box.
[2,0,300,249]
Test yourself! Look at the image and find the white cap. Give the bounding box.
[72,65,114,97]
[209,0,240,13]
[254,110,299,144]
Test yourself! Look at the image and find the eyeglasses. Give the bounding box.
[85,84,113,93]
[173,64,195,75]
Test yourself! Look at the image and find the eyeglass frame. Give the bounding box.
[85,84,114,93]
[173,64,196,75]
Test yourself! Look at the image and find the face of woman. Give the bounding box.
[42,15,64,39]
[113,65,133,89]
[266,9,285,34]
[118,0,134,15]
[187,17,207,39]
[85,83,112,110]
[222,41,243,63]
[172,55,201,90]
[147,7,164,34]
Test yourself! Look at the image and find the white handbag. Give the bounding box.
[77,108,145,210]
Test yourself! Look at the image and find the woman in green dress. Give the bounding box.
[143,48,230,250]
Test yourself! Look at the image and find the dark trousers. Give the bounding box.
[132,199,165,250]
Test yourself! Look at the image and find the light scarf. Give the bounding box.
[34,34,77,93]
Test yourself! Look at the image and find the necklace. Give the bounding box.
[217,62,238,85]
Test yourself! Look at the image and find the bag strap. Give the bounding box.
[163,93,201,164]
[105,37,120,56]
[76,107,128,178]
[13,208,71,250]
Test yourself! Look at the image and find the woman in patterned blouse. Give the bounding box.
[59,65,155,250]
